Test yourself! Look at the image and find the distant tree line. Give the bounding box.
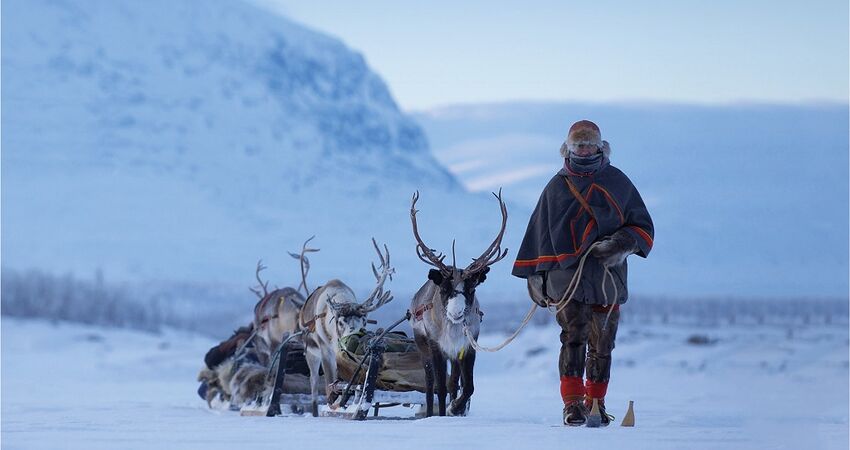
[2,268,847,336]
[0,268,253,336]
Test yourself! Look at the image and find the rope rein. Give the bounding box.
[462,303,538,353]
[462,241,620,353]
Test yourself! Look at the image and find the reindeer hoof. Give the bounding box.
[311,401,319,417]
[448,399,470,416]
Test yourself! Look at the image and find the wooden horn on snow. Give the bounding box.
[621,400,635,427]
[586,398,602,427]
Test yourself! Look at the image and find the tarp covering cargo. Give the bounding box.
[336,330,426,393]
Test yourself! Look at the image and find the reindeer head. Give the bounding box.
[326,296,369,337]
[426,267,490,324]
[411,190,507,324]
[326,238,394,337]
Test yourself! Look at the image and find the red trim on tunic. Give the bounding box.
[590,183,624,223]
[627,225,653,249]
[513,250,583,267]
[581,219,596,244]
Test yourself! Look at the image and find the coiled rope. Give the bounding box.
[462,242,619,353]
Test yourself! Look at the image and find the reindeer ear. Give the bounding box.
[428,269,444,285]
[477,267,491,284]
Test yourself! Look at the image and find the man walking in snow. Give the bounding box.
[512,120,654,426]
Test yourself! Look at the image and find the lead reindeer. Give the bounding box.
[298,238,394,417]
[409,190,508,416]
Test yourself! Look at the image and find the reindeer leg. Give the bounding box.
[321,348,338,408]
[431,342,448,416]
[451,349,476,416]
[414,334,434,417]
[448,359,461,403]
[305,347,322,417]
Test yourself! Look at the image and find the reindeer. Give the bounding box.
[198,325,269,409]
[408,190,508,417]
[298,238,394,417]
[250,237,318,364]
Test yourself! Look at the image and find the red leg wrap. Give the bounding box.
[585,380,608,399]
[560,376,585,403]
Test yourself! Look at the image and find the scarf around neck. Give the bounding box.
[567,151,605,174]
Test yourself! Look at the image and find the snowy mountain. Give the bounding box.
[414,102,850,298]
[1,0,529,301]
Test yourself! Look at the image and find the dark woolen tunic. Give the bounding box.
[511,159,654,304]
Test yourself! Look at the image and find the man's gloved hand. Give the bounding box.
[527,273,550,307]
[590,228,638,268]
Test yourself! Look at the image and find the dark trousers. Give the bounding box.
[556,301,620,383]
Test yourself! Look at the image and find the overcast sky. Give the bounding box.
[256,0,849,111]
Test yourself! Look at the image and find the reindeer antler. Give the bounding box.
[288,235,319,297]
[410,191,453,276]
[325,292,345,311]
[359,238,395,313]
[249,259,270,299]
[463,188,509,278]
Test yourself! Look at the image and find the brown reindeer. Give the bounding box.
[408,190,508,416]
[250,237,318,364]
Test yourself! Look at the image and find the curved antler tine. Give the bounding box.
[384,243,391,266]
[410,191,452,275]
[369,290,393,312]
[464,187,510,278]
[360,239,395,312]
[303,236,320,254]
[326,292,342,310]
[252,259,270,297]
[451,239,457,269]
[382,243,394,280]
[291,236,319,296]
[371,237,381,259]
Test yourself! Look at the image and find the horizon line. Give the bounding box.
[409,98,850,114]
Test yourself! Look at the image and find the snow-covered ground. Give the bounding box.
[2,317,847,449]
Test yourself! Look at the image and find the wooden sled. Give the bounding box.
[321,313,435,420]
[256,312,434,420]
[240,332,327,417]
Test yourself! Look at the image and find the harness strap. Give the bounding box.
[564,176,594,219]
[301,312,327,333]
[257,313,279,326]
[412,303,434,322]
[254,292,289,328]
